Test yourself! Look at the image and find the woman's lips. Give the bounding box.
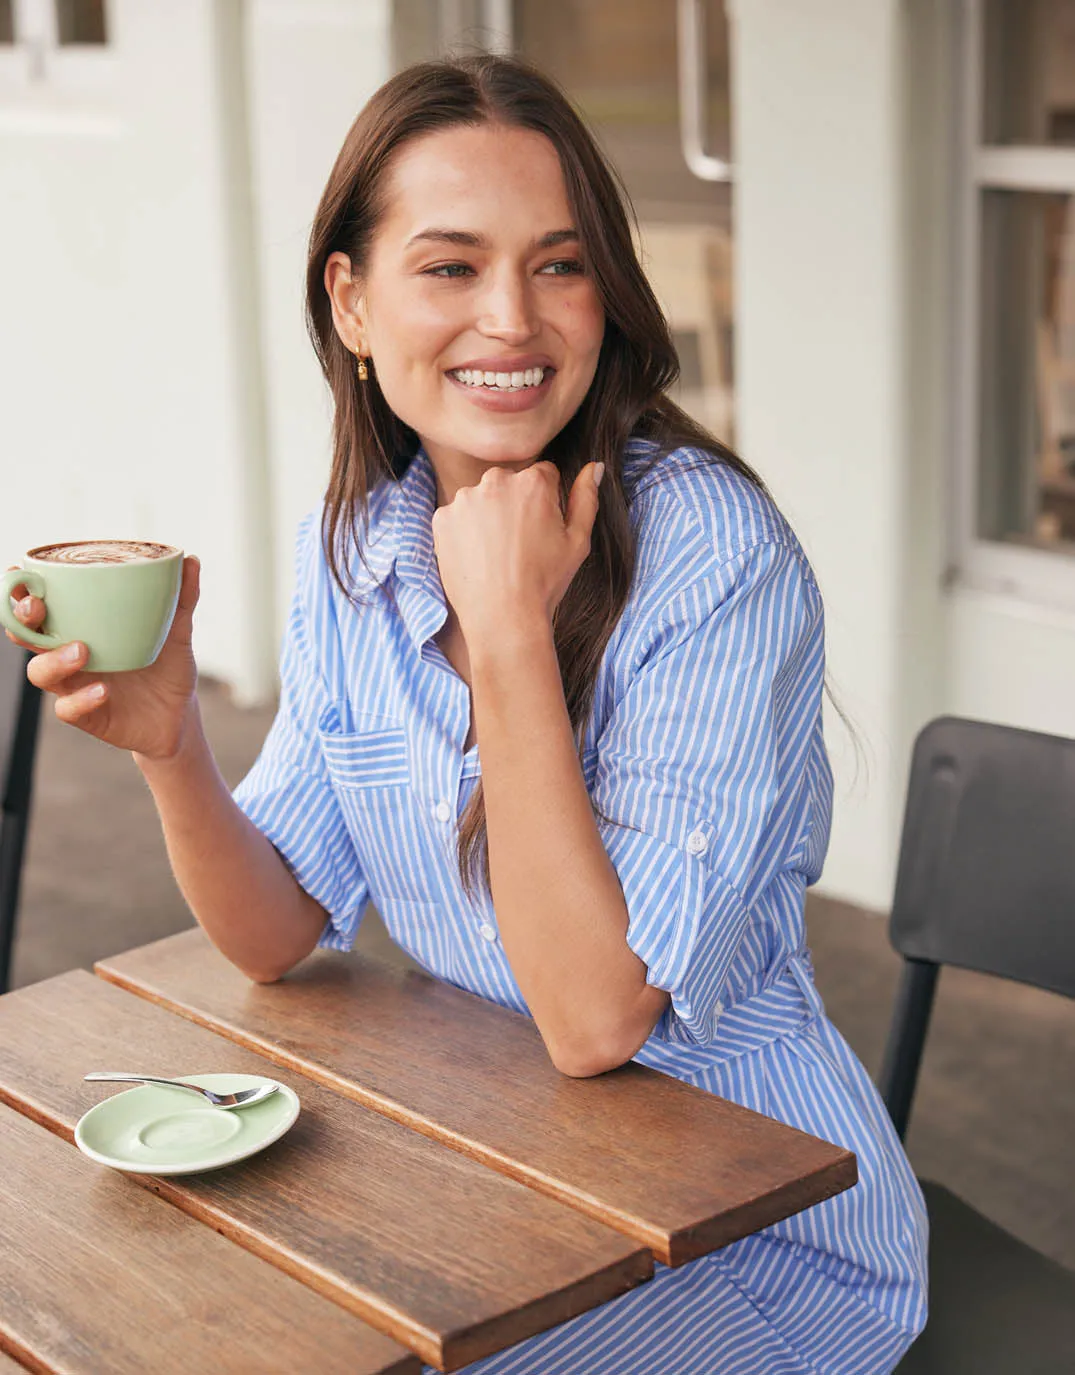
[445,367,555,412]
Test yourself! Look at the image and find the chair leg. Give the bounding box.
[878,959,939,1140]
[0,814,29,994]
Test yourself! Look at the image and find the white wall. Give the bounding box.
[1,1,269,699]
[948,589,1075,738]
[734,0,1075,910]
[1,0,391,703]
[244,0,391,641]
[733,0,929,909]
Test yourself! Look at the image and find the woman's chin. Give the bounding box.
[437,428,554,469]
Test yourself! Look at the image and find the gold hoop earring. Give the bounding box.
[356,354,369,382]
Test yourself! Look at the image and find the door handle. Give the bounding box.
[677,0,733,183]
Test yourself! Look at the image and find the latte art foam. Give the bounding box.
[31,540,176,565]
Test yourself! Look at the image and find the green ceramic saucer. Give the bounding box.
[74,1072,300,1175]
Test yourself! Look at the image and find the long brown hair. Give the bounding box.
[305,54,763,895]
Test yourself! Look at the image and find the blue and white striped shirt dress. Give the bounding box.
[235,441,929,1374]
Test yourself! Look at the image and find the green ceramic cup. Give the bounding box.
[0,540,184,672]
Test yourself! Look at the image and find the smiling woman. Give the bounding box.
[8,52,928,1375]
[323,123,605,478]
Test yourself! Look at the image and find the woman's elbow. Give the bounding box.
[228,908,325,985]
[547,1010,663,1078]
[230,945,305,985]
[547,987,671,1077]
[549,1040,628,1078]
[244,963,289,985]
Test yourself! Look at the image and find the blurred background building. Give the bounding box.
[3,0,1075,919]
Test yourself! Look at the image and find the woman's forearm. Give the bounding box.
[470,621,669,1077]
[134,702,327,982]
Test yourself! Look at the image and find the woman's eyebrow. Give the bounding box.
[404,227,579,250]
[536,229,580,249]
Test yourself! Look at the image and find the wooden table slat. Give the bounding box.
[98,930,858,1266]
[0,972,651,1372]
[0,1103,418,1375]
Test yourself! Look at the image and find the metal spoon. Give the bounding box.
[83,1072,281,1110]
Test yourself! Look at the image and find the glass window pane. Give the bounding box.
[983,0,1075,145]
[55,0,108,46]
[516,0,734,438]
[392,0,505,65]
[517,0,730,216]
[978,189,1075,550]
[393,0,442,67]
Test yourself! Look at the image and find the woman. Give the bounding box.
[11,55,926,1374]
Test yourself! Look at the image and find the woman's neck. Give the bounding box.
[423,443,542,507]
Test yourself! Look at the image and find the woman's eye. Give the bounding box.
[424,262,474,279]
[539,258,585,276]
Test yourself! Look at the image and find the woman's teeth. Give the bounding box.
[450,366,547,391]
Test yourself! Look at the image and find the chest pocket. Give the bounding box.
[317,716,435,902]
[319,723,411,789]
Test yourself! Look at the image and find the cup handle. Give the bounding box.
[0,568,62,651]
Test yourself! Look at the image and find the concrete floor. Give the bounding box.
[10,678,1075,1269]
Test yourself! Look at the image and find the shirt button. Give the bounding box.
[434,801,452,823]
[686,828,708,856]
[479,923,498,943]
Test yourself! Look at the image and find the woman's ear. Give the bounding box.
[324,251,368,355]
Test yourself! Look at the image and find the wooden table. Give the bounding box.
[0,929,857,1373]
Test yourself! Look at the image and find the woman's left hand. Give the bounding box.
[432,460,604,647]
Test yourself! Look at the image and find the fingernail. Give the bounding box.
[88,683,106,700]
[62,643,82,665]
[17,596,34,619]
[593,462,606,488]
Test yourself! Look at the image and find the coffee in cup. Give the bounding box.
[31,540,175,565]
[0,539,184,672]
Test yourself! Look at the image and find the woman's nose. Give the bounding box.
[477,269,538,342]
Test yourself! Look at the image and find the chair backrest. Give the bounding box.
[0,634,43,993]
[880,715,1075,1138]
[890,715,1075,1001]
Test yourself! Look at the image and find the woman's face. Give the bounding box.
[332,123,606,492]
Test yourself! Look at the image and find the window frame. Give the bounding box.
[952,0,1075,613]
[0,0,116,122]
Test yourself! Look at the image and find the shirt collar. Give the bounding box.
[357,448,446,653]
[393,447,438,590]
[352,447,436,588]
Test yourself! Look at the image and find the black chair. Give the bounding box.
[878,716,1075,1374]
[0,635,43,994]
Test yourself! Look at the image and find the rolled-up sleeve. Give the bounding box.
[593,540,825,1045]
[233,517,369,951]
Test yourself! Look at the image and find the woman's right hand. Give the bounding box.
[4,555,202,760]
